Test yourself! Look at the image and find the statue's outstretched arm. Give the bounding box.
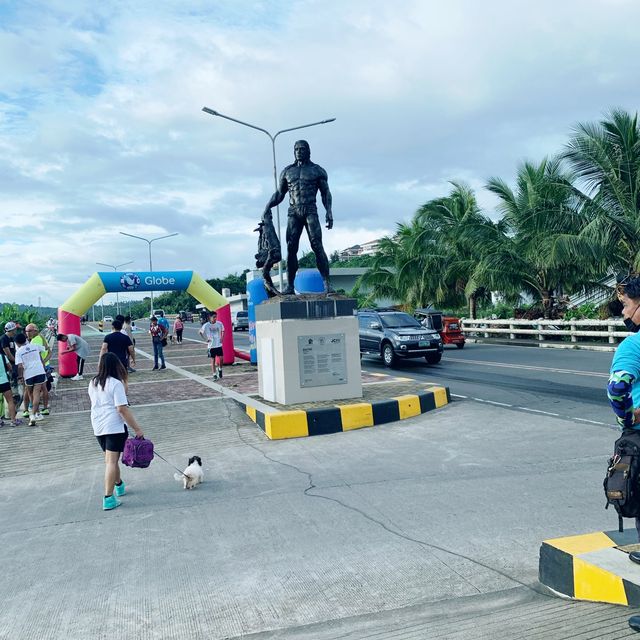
[319,176,333,229]
[263,171,288,218]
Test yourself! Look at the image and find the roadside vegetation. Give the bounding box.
[357,108,640,319]
[0,303,48,328]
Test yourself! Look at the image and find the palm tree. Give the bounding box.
[414,182,498,317]
[564,108,640,276]
[358,220,445,310]
[483,157,607,317]
[358,183,496,315]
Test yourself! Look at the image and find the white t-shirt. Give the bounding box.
[67,334,90,359]
[201,321,224,348]
[88,377,128,436]
[15,343,46,380]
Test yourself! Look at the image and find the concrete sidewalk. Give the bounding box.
[0,335,637,638]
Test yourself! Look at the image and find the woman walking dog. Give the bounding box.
[89,352,144,510]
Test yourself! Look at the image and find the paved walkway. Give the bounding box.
[0,327,637,639]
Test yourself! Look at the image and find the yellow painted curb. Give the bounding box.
[339,403,374,430]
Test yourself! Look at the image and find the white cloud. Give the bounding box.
[2,0,640,305]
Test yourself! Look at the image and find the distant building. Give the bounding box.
[337,239,381,261]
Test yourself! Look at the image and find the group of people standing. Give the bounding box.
[1,321,53,426]
[2,309,226,511]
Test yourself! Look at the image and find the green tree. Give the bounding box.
[359,183,499,316]
[564,108,640,276]
[358,219,445,311]
[331,254,378,267]
[0,304,46,329]
[414,182,498,317]
[483,157,607,317]
[297,252,317,268]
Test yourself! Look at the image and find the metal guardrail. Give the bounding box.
[461,318,630,345]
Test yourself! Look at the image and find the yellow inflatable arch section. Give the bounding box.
[59,270,227,317]
[57,270,229,376]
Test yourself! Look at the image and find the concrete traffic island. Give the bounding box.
[240,380,450,439]
[540,529,640,606]
[249,295,450,439]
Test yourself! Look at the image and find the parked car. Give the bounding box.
[178,310,193,322]
[103,315,114,323]
[358,308,443,367]
[414,308,465,349]
[233,310,249,331]
[152,309,165,319]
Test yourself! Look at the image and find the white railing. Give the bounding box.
[461,317,630,346]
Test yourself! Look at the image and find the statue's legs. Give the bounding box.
[306,214,332,292]
[285,214,305,294]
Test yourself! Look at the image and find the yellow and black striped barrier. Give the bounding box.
[239,385,450,440]
[540,529,640,605]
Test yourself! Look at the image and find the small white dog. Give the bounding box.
[174,456,204,490]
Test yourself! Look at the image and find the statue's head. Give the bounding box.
[294,140,310,163]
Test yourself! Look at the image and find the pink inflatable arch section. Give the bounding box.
[216,304,234,366]
[57,310,81,378]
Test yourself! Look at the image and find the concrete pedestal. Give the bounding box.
[255,297,362,405]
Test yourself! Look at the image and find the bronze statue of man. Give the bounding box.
[263,140,333,294]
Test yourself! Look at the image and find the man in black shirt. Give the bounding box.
[99,319,135,369]
[1,322,18,381]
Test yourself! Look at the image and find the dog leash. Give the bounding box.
[153,449,189,478]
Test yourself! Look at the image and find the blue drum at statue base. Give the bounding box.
[294,269,325,294]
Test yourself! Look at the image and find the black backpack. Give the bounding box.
[604,429,640,531]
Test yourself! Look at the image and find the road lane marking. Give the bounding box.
[572,417,615,427]
[473,398,513,407]
[450,358,608,378]
[451,393,615,427]
[515,407,560,416]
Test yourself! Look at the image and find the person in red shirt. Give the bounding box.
[149,316,167,370]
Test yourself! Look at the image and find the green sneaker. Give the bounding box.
[22,410,29,418]
[41,408,50,416]
[103,495,121,511]
[114,481,126,497]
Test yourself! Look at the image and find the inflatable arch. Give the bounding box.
[57,270,230,377]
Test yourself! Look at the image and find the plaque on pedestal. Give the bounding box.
[255,296,362,405]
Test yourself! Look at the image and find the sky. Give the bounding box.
[1,0,640,307]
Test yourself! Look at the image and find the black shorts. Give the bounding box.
[96,425,129,453]
[0,382,10,393]
[25,374,46,387]
[208,347,223,358]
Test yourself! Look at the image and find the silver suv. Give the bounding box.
[358,308,443,367]
[233,310,249,331]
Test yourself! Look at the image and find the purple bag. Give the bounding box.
[122,437,154,468]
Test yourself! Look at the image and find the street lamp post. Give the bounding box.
[96,261,134,316]
[202,107,336,291]
[119,232,179,317]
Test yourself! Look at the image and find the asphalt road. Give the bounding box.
[362,342,615,430]
[139,319,616,428]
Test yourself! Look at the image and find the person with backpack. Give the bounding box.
[88,352,144,511]
[606,277,640,536]
[608,277,640,638]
